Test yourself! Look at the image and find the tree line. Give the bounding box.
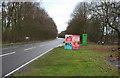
[2,2,58,43]
[59,1,119,45]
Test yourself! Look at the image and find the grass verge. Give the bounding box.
[14,45,119,76]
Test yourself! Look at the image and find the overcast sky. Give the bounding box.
[41,0,83,33]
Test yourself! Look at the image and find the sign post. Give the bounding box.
[82,34,87,45]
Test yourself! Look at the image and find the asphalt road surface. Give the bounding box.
[1,38,64,77]
[107,60,120,70]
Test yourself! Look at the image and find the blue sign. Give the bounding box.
[65,42,72,50]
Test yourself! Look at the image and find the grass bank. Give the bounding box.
[14,45,119,76]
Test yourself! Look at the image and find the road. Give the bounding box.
[1,38,119,77]
[1,38,64,77]
[106,60,120,70]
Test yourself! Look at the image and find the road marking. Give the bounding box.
[13,46,19,48]
[2,48,10,50]
[116,65,120,67]
[39,45,44,47]
[3,43,64,77]
[0,52,15,57]
[24,45,28,46]
[3,48,54,77]
[3,46,19,50]
[24,47,36,51]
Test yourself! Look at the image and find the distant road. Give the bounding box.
[2,38,64,77]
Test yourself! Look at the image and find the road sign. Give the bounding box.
[72,35,80,50]
[82,34,87,45]
[65,35,80,50]
[65,35,72,50]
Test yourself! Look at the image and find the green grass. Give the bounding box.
[14,46,119,76]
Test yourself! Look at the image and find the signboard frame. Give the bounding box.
[65,35,80,50]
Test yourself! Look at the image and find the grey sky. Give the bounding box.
[42,0,82,33]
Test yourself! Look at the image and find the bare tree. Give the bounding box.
[2,2,58,43]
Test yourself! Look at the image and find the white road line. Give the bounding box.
[24,47,36,51]
[13,46,19,48]
[2,48,10,50]
[116,65,120,67]
[39,45,44,47]
[0,52,16,57]
[3,48,54,78]
[2,46,19,50]
[3,44,64,77]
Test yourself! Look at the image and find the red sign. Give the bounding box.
[65,35,72,42]
[72,35,80,50]
[65,35,80,50]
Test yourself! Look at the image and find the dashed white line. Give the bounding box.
[3,46,19,50]
[116,65,120,67]
[39,45,44,47]
[4,48,54,77]
[2,48,9,50]
[13,46,19,48]
[3,43,64,77]
[24,47,36,51]
[0,52,16,57]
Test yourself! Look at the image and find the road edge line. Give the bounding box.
[3,48,54,78]
[3,43,64,78]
